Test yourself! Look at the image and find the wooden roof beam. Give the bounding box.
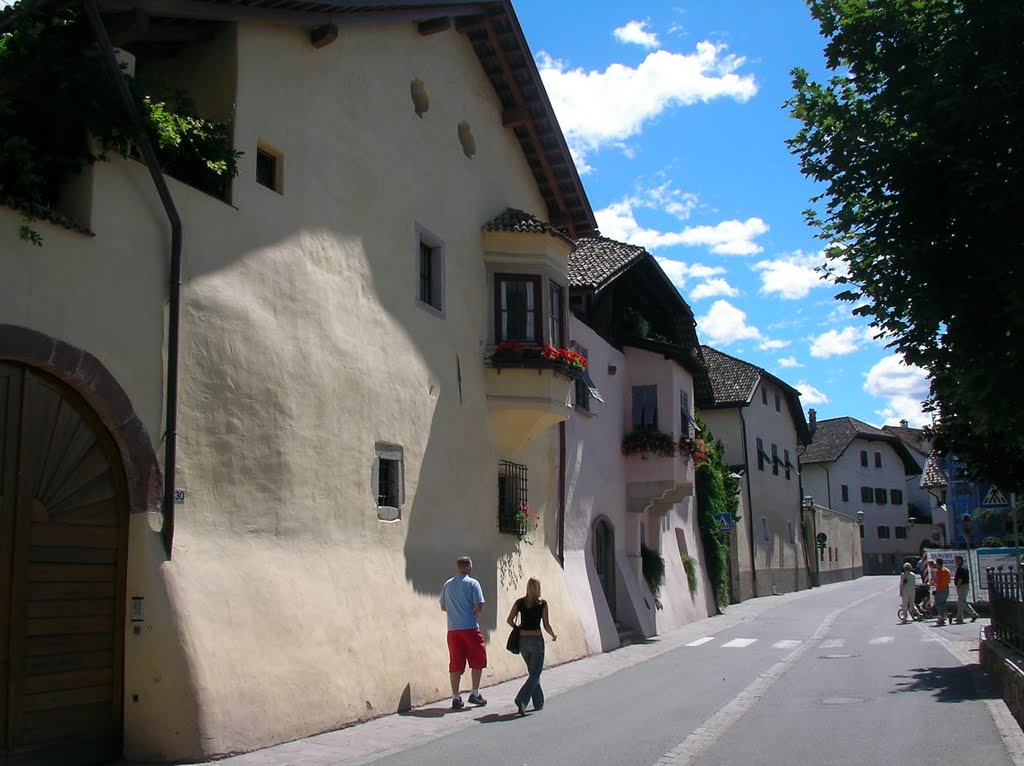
[418,17,450,36]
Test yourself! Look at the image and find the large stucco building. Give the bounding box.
[696,346,811,599]
[0,2,604,762]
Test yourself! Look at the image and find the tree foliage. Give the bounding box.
[787,0,1024,491]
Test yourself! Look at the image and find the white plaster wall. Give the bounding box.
[3,20,594,761]
[563,320,626,653]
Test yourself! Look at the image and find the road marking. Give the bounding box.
[869,636,894,645]
[721,638,757,648]
[686,637,715,647]
[819,639,844,648]
[773,640,801,649]
[651,589,883,766]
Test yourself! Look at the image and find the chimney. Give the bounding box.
[808,409,817,438]
[900,419,909,428]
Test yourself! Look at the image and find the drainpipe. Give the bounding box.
[738,406,757,596]
[558,422,566,567]
[84,0,182,558]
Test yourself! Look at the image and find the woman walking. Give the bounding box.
[506,577,557,716]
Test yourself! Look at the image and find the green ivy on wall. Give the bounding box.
[694,419,739,611]
[0,2,241,243]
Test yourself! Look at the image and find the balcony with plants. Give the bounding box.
[622,428,708,514]
[484,342,585,454]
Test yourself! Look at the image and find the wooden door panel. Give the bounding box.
[3,367,127,762]
[0,364,23,754]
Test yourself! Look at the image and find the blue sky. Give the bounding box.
[513,0,931,428]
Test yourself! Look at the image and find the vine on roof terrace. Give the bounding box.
[0,1,241,244]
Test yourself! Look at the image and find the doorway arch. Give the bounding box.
[593,518,616,618]
[0,362,129,765]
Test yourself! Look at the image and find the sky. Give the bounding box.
[0,0,931,428]
[512,0,931,429]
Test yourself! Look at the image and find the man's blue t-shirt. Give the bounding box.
[440,574,484,631]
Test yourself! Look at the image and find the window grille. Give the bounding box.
[498,460,528,535]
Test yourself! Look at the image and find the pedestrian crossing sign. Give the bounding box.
[715,513,733,532]
[979,483,1010,508]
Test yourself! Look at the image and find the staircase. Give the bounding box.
[614,620,645,648]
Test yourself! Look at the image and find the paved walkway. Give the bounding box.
[118,580,989,766]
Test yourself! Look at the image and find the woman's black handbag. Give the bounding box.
[506,627,521,654]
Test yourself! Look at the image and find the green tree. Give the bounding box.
[695,424,737,611]
[787,0,1024,492]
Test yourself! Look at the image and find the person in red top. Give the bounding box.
[932,558,952,626]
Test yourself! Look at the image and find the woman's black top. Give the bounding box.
[516,597,546,631]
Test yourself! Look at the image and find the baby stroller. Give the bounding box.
[897,584,931,622]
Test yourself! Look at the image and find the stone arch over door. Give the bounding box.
[0,362,129,765]
[592,517,616,619]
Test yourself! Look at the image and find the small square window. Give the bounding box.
[416,225,445,314]
[874,451,882,468]
[860,450,868,467]
[895,526,908,539]
[841,484,849,502]
[373,443,404,521]
[256,145,282,193]
[877,525,891,539]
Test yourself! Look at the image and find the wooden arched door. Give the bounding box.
[0,363,127,766]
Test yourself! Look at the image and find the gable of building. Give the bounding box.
[801,416,921,475]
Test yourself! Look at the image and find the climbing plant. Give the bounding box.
[694,419,739,611]
[0,1,241,243]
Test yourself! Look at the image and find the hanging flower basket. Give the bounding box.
[679,435,711,466]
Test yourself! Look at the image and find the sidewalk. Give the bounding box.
[117,580,984,766]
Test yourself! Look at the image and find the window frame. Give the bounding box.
[860,449,868,467]
[774,393,781,413]
[783,448,791,480]
[861,486,874,503]
[874,451,882,468]
[756,437,766,471]
[494,273,543,344]
[549,280,565,347]
[372,442,405,521]
[632,385,659,431]
[255,143,283,194]
[891,489,904,505]
[415,224,445,315]
[895,526,908,539]
[771,444,780,476]
[877,525,891,539]
[874,488,888,505]
[841,484,849,502]
[498,460,529,536]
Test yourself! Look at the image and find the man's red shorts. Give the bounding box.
[447,628,487,673]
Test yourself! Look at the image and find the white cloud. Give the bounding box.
[536,43,757,168]
[690,278,738,301]
[809,327,863,358]
[614,20,660,48]
[758,338,790,350]
[597,198,769,255]
[864,355,931,427]
[696,300,761,346]
[796,382,830,405]
[778,356,802,368]
[755,250,828,299]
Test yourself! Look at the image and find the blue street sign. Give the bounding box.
[714,513,733,532]
[978,482,1011,509]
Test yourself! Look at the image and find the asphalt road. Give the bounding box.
[368,577,1017,766]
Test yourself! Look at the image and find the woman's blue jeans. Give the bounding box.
[515,636,545,710]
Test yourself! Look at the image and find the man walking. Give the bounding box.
[932,557,952,626]
[953,555,979,624]
[440,555,487,709]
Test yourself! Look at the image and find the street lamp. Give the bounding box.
[856,510,864,525]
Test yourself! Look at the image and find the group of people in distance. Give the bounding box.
[899,552,979,625]
[439,556,557,716]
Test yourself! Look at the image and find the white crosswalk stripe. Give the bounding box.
[686,637,715,647]
[721,638,757,648]
[869,636,894,645]
[773,640,801,649]
[819,638,845,648]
